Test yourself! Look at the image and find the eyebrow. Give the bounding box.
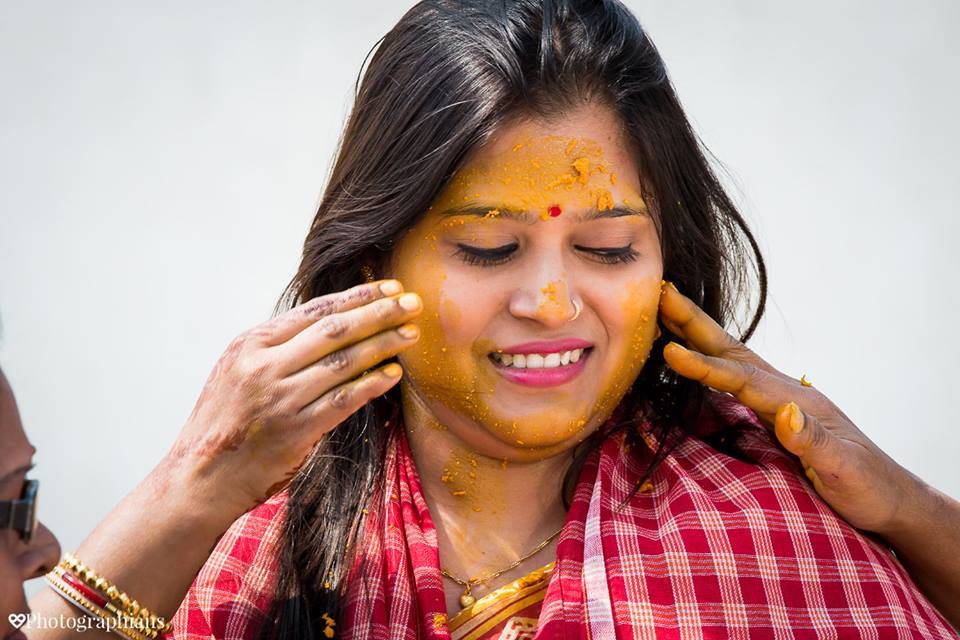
[438,204,648,223]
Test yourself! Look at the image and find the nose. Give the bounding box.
[508,276,580,328]
[19,521,61,580]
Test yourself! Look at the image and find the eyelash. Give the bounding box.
[454,243,640,267]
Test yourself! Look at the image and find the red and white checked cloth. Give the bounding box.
[167,392,956,639]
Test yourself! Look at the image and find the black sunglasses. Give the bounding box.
[0,479,39,542]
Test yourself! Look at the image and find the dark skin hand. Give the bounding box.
[658,280,960,626]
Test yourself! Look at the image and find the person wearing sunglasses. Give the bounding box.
[1,370,60,640]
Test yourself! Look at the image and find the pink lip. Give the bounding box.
[490,348,591,388]
[496,338,593,355]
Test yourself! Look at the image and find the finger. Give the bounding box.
[286,322,420,411]
[659,281,777,375]
[298,362,404,432]
[773,401,837,464]
[276,291,423,376]
[259,280,404,347]
[663,341,784,421]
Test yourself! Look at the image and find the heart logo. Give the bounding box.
[8,613,28,629]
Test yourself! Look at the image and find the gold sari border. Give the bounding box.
[448,560,555,632]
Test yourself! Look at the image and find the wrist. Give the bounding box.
[133,455,241,542]
[873,466,933,543]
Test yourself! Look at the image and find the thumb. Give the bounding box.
[774,401,833,463]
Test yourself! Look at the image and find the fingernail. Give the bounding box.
[383,363,403,378]
[397,323,419,339]
[788,401,804,433]
[666,340,686,352]
[398,293,422,311]
[379,280,402,296]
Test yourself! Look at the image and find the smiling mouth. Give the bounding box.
[488,347,593,369]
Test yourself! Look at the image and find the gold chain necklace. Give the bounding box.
[440,524,564,609]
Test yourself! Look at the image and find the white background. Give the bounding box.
[1,1,957,596]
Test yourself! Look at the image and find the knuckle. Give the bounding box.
[353,283,381,304]
[742,361,762,381]
[318,315,349,339]
[301,297,337,319]
[725,340,752,359]
[373,299,396,321]
[332,284,378,311]
[319,348,352,372]
[328,385,351,409]
[807,418,829,450]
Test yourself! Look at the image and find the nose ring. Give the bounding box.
[569,298,582,321]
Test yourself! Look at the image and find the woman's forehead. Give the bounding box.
[430,105,645,220]
[467,105,638,172]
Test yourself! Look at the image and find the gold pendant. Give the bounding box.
[459,590,476,608]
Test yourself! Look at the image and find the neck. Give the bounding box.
[400,383,574,590]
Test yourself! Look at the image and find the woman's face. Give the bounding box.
[387,103,663,461]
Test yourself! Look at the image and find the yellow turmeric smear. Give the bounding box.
[484,208,501,218]
[596,189,615,211]
[572,157,591,184]
[565,139,577,156]
[610,173,617,186]
[512,143,523,152]
[540,280,557,301]
[547,173,576,189]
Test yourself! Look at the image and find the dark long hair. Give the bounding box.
[261,1,766,636]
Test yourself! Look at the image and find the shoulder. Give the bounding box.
[642,392,951,632]
[165,492,288,640]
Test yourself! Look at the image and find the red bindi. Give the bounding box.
[548,205,562,217]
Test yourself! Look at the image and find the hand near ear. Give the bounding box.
[658,280,960,624]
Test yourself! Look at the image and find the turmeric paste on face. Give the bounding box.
[389,126,661,455]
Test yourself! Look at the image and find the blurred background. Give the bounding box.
[1,1,957,596]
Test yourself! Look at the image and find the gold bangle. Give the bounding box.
[45,567,153,640]
[60,553,172,636]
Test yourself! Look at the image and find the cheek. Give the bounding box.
[591,277,661,416]
[392,237,499,410]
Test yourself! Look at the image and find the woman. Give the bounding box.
[11,0,958,639]
[162,0,955,637]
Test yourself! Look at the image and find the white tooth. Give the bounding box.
[526,354,544,368]
[569,348,582,363]
[543,353,561,368]
[512,354,526,368]
[560,350,571,365]
[500,353,513,366]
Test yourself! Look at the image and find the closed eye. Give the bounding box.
[454,243,639,267]
[454,243,518,266]
[574,244,640,264]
